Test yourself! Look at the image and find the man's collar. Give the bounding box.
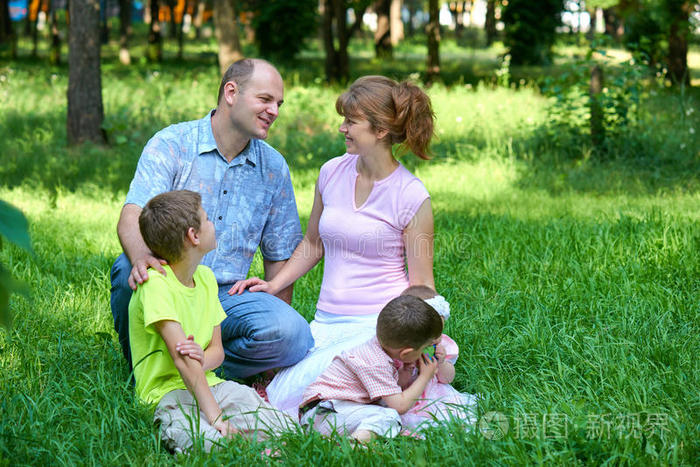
[198,110,258,167]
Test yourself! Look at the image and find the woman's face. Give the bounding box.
[338,116,381,155]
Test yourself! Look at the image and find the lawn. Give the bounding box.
[1,33,699,465]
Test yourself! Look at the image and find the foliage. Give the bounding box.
[502,0,564,65]
[623,4,667,66]
[537,43,673,159]
[0,200,31,327]
[243,0,319,62]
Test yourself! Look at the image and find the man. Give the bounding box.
[110,58,313,378]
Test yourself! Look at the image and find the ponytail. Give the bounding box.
[336,76,435,160]
[391,81,435,160]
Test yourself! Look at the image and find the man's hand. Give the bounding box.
[127,254,167,290]
[175,335,204,363]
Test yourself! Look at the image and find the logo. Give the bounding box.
[479,411,509,440]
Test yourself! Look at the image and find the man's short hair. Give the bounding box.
[377,295,443,349]
[217,58,276,104]
[138,190,202,263]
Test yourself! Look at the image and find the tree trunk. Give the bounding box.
[322,0,350,84]
[590,65,604,148]
[485,0,496,46]
[192,0,204,38]
[374,0,392,59]
[425,0,440,84]
[118,0,131,64]
[213,0,242,76]
[67,0,105,145]
[147,0,162,61]
[49,2,60,64]
[667,0,691,86]
[0,0,17,57]
[406,0,416,36]
[389,0,403,45]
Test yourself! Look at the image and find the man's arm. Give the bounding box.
[263,259,293,304]
[117,203,167,290]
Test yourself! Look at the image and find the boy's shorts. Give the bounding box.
[300,399,401,438]
[154,380,295,453]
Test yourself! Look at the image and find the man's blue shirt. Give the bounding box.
[125,111,302,285]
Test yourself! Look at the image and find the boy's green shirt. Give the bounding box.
[128,264,227,404]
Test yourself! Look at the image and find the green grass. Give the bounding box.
[1,34,700,464]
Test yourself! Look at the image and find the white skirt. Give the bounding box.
[266,310,379,417]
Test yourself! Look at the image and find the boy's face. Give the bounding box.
[197,207,216,253]
[399,336,441,363]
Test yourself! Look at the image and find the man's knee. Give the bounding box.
[273,313,313,365]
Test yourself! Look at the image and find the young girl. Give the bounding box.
[399,285,477,430]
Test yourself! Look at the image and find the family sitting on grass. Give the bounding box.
[110,58,476,453]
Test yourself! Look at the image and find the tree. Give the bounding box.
[213,0,242,75]
[146,0,163,61]
[374,0,392,58]
[321,0,369,83]
[67,0,106,145]
[666,0,693,85]
[622,0,696,86]
[485,0,497,45]
[242,0,318,62]
[502,0,564,65]
[426,0,440,84]
[118,0,132,64]
[390,0,403,45]
[0,0,17,58]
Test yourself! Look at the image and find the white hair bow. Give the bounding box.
[425,295,450,321]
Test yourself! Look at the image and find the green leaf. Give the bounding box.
[0,263,29,328]
[0,200,33,253]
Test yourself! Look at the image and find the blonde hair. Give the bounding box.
[335,76,435,160]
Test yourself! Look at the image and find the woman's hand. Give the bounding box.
[227,277,278,296]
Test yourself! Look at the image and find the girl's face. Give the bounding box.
[338,115,383,155]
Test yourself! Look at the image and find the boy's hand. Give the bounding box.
[175,335,204,363]
[435,344,447,364]
[417,352,439,379]
[213,420,240,437]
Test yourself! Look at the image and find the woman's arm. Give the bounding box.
[228,181,325,295]
[404,198,435,289]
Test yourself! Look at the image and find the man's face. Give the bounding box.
[228,64,284,140]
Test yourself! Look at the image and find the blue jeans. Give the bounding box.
[109,253,314,378]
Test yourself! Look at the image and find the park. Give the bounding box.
[0,0,699,464]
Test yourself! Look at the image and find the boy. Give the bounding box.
[300,295,442,442]
[128,190,293,453]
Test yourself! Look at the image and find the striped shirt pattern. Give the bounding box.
[302,336,402,407]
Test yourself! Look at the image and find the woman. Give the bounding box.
[229,75,436,415]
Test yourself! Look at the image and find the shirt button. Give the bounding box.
[223,190,227,194]
[218,216,222,220]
